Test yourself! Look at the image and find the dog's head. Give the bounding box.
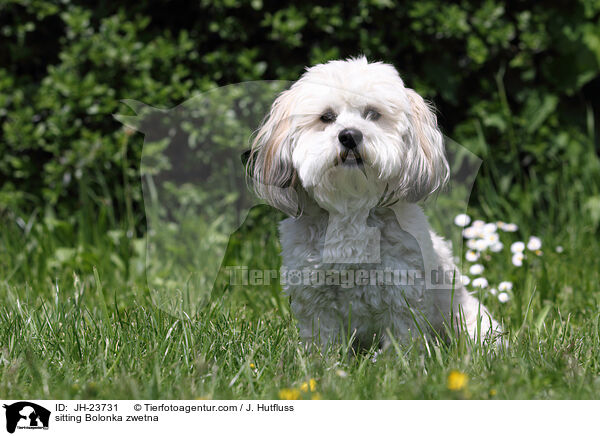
[248,56,449,215]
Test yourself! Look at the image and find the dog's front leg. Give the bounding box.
[296,314,343,350]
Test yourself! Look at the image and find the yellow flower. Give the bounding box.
[311,393,322,400]
[279,388,301,400]
[249,363,255,369]
[489,389,497,397]
[447,370,468,391]
[300,378,317,392]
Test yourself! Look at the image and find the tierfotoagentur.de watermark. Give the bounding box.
[225,266,463,289]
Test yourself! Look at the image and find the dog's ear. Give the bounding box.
[403,88,449,202]
[246,88,300,216]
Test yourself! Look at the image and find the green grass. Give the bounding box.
[1,150,600,400]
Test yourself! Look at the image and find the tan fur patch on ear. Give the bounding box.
[406,89,438,164]
[404,88,449,200]
[247,87,300,215]
[249,96,294,187]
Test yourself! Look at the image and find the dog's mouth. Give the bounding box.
[335,150,364,168]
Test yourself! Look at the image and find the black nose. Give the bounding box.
[338,128,363,149]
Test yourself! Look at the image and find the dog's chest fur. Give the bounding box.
[279,207,434,344]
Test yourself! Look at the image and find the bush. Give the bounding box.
[1,0,599,226]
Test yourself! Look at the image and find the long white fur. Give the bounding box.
[250,56,501,348]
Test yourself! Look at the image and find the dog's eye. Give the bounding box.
[364,108,381,121]
[320,111,336,123]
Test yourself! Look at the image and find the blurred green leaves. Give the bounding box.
[0,0,598,225]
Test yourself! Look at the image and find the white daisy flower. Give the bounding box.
[500,222,518,232]
[462,226,478,239]
[498,281,513,291]
[512,252,524,267]
[461,275,470,286]
[472,277,488,289]
[490,241,504,252]
[466,239,479,250]
[489,287,498,296]
[469,264,484,275]
[484,232,500,245]
[527,236,542,251]
[472,220,485,228]
[510,241,525,253]
[483,223,498,234]
[498,292,510,303]
[555,246,564,253]
[454,214,471,227]
[474,239,489,252]
[465,250,479,262]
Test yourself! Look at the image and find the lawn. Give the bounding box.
[1,146,600,400]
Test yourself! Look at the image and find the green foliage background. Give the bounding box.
[1,0,599,222]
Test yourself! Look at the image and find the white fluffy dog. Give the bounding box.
[248,57,501,349]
